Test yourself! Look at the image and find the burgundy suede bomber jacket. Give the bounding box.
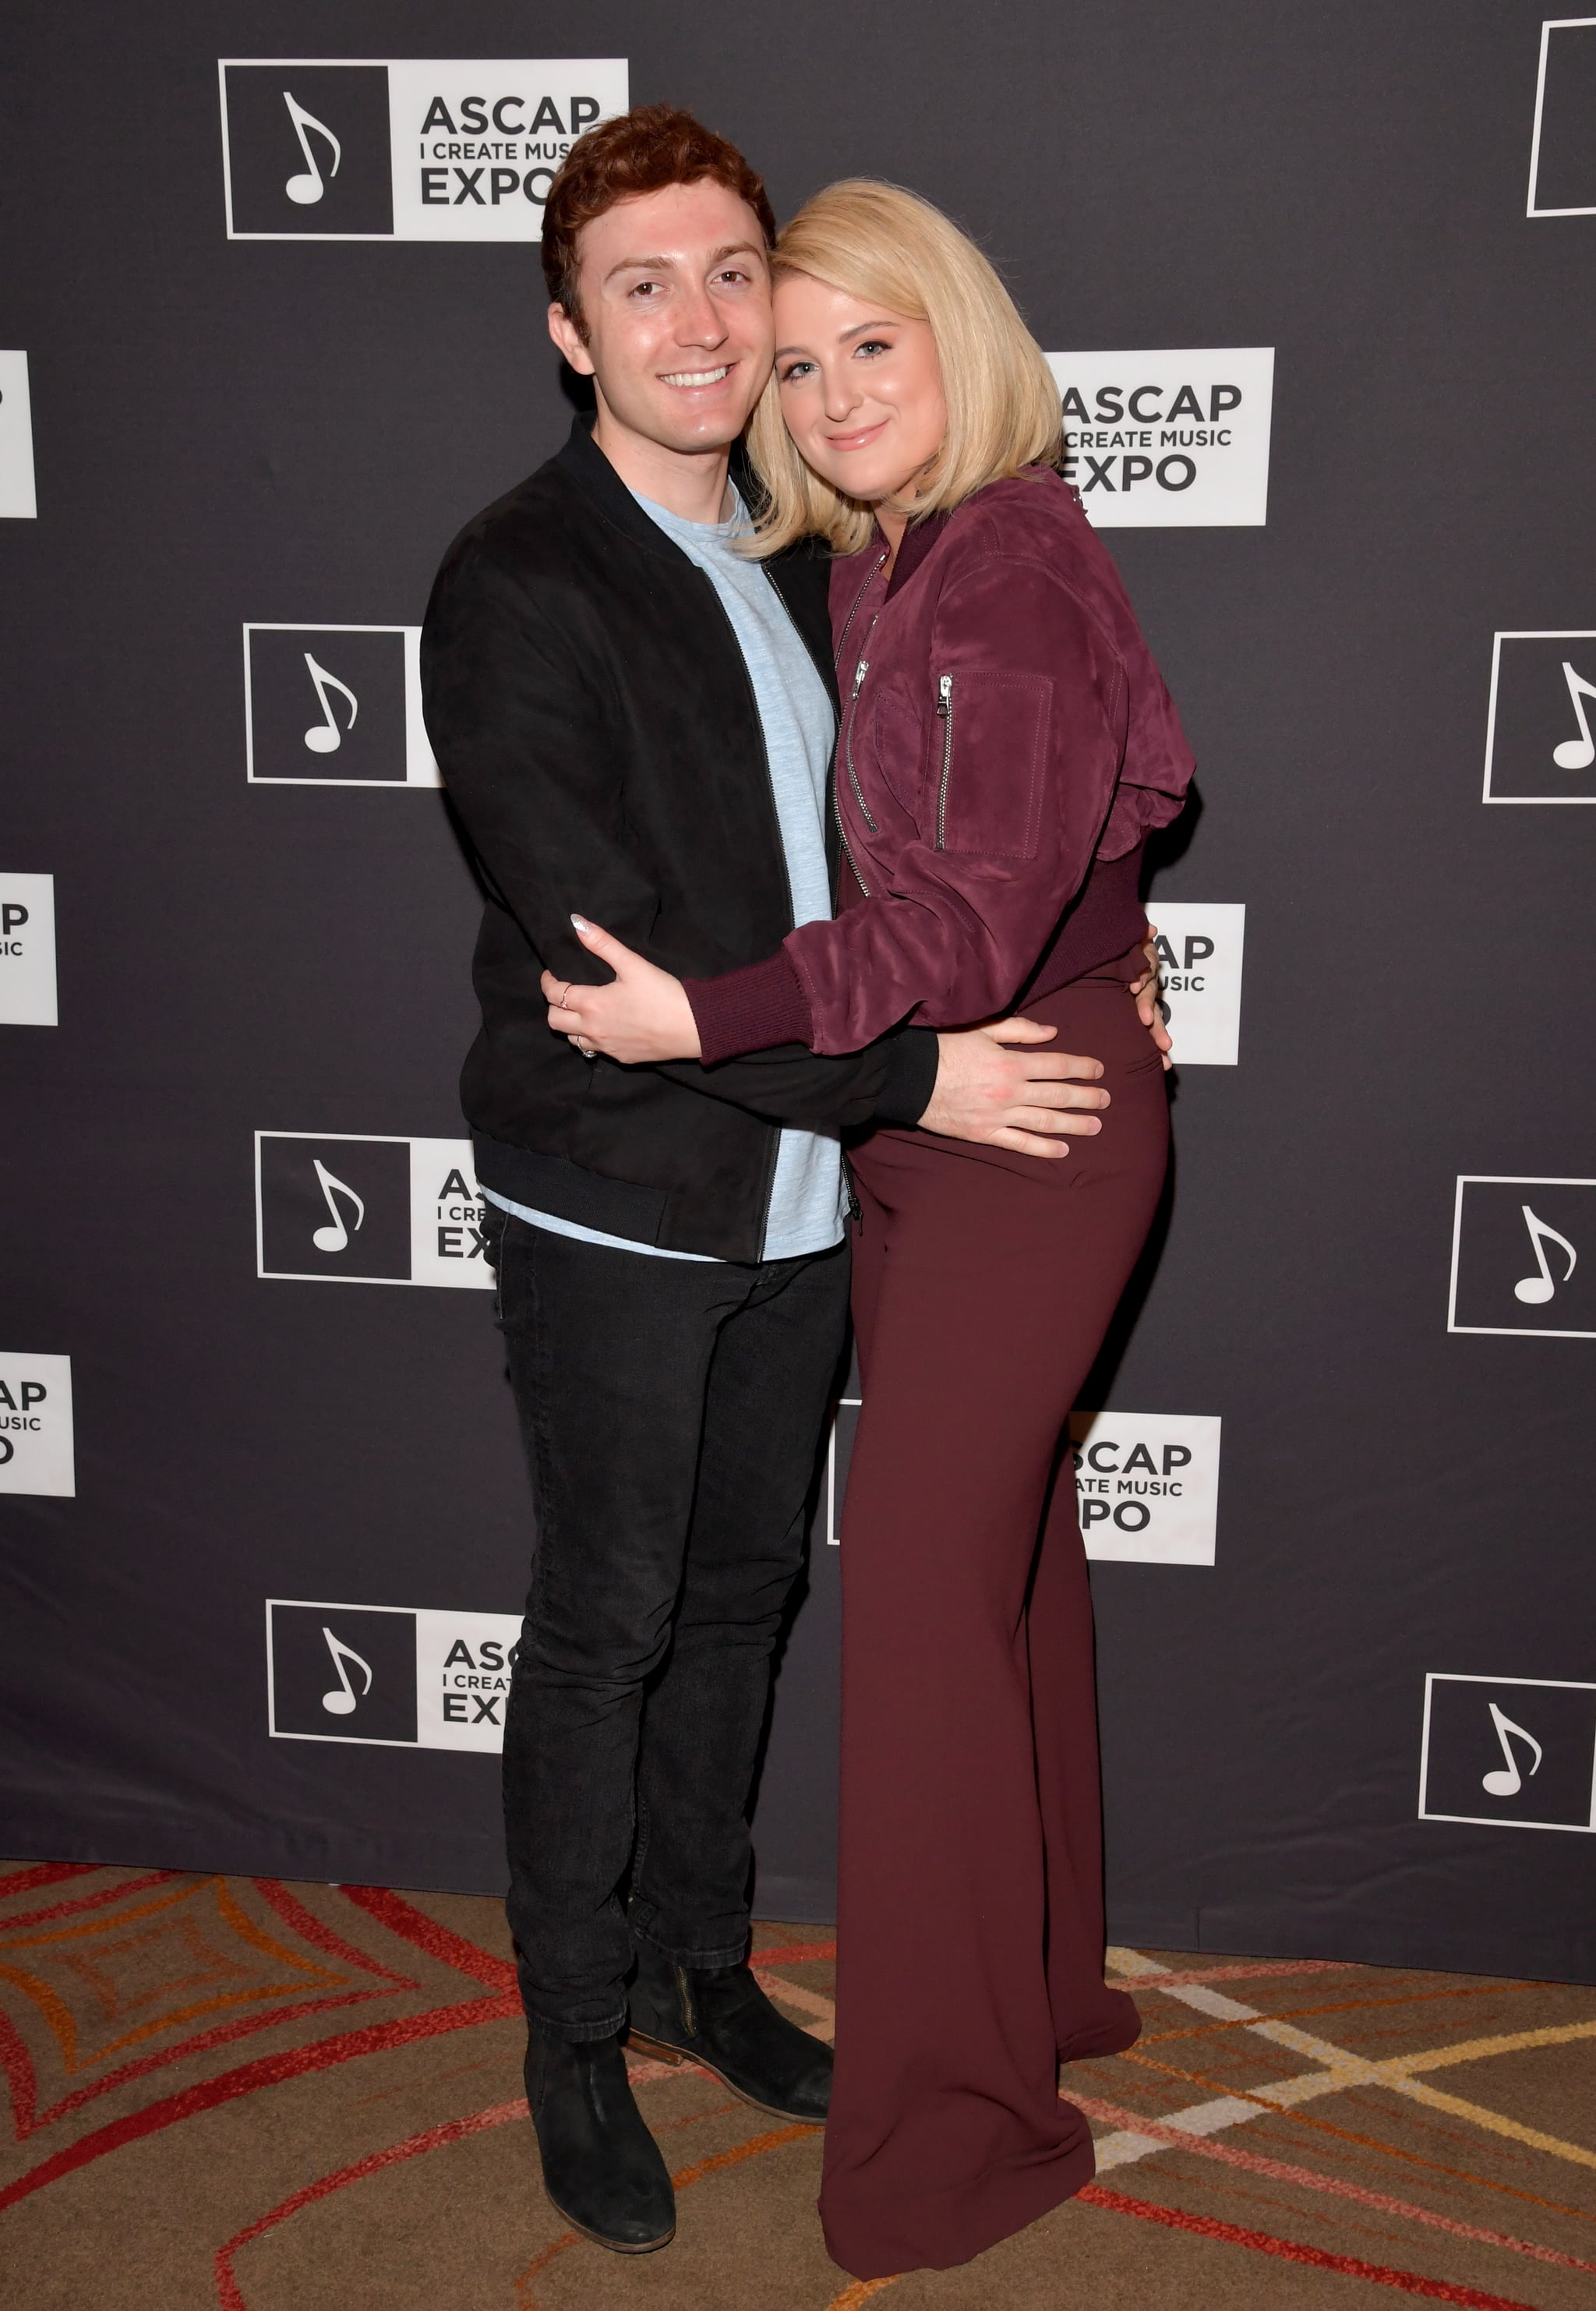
[685,466,1195,1063]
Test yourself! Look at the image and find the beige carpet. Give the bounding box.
[2,1860,1593,2307]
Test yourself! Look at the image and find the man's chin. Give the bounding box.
[612,387,763,456]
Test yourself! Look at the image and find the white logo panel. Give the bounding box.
[415,1610,521,1749]
[267,1599,519,1748]
[828,1398,1219,1564]
[244,626,437,786]
[1149,903,1245,1065]
[825,1396,861,1545]
[1420,1674,1596,1832]
[0,352,37,519]
[1046,348,1273,526]
[256,1133,492,1288]
[0,1354,75,1497]
[1447,1176,1596,1338]
[220,59,628,241]
[1482,631,1596,804]
[1069,1411,1220,1565]
[1528,18,1596,217]
[0,873,57,1026]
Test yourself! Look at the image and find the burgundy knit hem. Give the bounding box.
[684,949,814,1064]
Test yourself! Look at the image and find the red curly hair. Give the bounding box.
[541,104,777,334]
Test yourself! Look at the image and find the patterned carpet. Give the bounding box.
[2,1860,1593,2308]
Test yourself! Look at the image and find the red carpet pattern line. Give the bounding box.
[2,1860,1592,2309]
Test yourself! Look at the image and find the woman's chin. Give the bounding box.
[809,456,919,509]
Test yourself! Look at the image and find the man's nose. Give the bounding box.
[675,286,729,347]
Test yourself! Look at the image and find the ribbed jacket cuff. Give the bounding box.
[874,1027,938,1126]
[684,949,815,1064]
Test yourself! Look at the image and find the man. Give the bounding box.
[421,104,1135,2256]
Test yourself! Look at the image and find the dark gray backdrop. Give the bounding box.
[3,1,1592,1981]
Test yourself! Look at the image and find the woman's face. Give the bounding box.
[772,271,948,507]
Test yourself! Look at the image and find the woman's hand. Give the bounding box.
[542,916,703,1063]
[1129,923,1173,1071]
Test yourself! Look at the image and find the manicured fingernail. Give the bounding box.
[570,913,588,929]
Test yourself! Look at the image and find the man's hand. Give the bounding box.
[1130,923,1173,1070]
[542,916,702,1062]
[921,1019,1110,1158]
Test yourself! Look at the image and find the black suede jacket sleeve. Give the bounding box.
[424,535,934,1138]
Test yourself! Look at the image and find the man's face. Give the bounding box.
[549,178,775,456]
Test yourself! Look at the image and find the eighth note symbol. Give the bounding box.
[1552,661,1596,774]
[1513,1203,1577,1306]
[282,91,341,207]
[1481,1701,1542,1798]
[302,653,358,755]
[311,1159,365,1254]
[320,1627,373,1716]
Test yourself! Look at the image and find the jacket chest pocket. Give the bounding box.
[867,695,929,817]
[932,670,1051,859]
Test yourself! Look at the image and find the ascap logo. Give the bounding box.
[219,59,628,241]
[1527,18,1596,217]
[244,626,439,786]
[0,874,56,1026]
[0,1354,74,1497]
[255,1133,493,1288]
[825,1398,1220,1566]
[1068,1412,1221,1565]
[0,352,36,520]
[1447,1176,1595,1338]
[1482,631,1596,804]
[1046,349,1274,526]
[1420,1674,1596,1832]
[267,1601,521,1749]
[1148,904,1245,1066]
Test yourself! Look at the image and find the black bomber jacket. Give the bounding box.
[419,418,937,1263]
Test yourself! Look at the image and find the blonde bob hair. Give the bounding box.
[747,180,1063,557]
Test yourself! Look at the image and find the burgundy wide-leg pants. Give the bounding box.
[818,963,1170,2279]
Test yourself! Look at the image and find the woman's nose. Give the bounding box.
[821,365,860,420]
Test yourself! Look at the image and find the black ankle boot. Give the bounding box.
[626,1941,832,2122]
[524,2030,675,2253]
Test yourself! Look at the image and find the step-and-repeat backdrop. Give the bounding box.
[3,3,1592,1981]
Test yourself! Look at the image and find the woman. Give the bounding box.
[548,182,1195,2278]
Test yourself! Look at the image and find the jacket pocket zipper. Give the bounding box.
[845,658,878,834]
[834,780,870,896]
[934,673,955,849]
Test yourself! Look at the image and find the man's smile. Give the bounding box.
[659,362,735,388]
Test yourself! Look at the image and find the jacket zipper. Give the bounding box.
[834,549,888,665]
[845,656,878,833]
[832,551,890,897]
[934,672,955,850]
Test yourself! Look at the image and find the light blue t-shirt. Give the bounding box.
[486,481,846,1265]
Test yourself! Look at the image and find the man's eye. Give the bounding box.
[630,280,664,298]
[714,268,750,287]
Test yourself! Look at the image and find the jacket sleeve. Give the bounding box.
[687,555,1126,1059]
[421,537,935,1131]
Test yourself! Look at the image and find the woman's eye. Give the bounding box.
[779,360,816,383]
[855,338,892,359]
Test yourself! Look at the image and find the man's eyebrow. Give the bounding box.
[602,252,671,283]
[602,241,766,284]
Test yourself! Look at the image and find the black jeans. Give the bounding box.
[485,1203,849,2040]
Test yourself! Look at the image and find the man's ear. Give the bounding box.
[548,302,595,376]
